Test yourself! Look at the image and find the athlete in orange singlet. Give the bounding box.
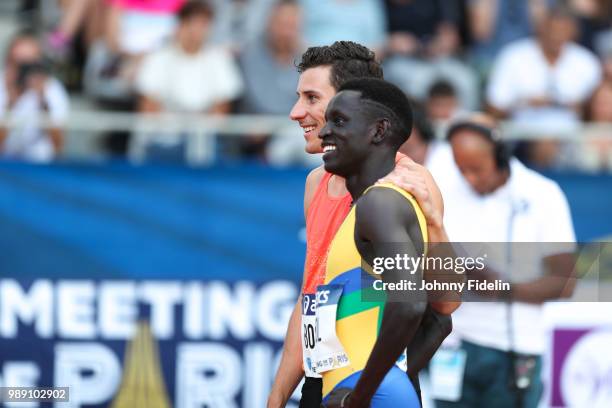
[268,42,456,408]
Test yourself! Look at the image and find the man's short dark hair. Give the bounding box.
[178,0,213,21]
[297,41,383,90]
[339,78,413,149]
[427,80,456,99]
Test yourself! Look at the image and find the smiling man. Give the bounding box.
[268,41,455,408]
[318,78,430,408]
[433,113,576,408]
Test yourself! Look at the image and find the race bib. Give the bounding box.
[313,284,350,374]
[301,293,321,378]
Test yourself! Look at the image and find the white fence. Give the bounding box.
[1,111,611,166]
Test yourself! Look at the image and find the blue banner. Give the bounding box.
[0,162,308,408]
[0,161,610,407]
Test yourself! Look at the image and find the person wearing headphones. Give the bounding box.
[427,113,577,408]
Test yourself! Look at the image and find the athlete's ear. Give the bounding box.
[371,118,390,145]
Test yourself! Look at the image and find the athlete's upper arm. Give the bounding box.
[303,165,325,219]
[355,188,426,302]
[355,188,424,253]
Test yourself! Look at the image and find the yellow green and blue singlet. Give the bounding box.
[322,183,428,406]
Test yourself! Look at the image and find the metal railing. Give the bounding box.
[1,111,611,165]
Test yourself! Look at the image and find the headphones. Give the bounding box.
[446,121,511,171]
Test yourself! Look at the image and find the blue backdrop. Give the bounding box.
[0,161,610,408]
[0,161,308,281]
[0,162,609,281]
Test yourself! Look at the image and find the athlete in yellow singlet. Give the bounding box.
[318,78,431,408]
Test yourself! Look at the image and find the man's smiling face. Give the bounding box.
[319,90,374,177]
[289,66,337,153]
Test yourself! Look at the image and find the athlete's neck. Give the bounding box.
[345,153,395,200]
[327,174,348,198]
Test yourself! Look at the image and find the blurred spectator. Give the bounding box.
[130,1,243,162]
[568,0,612,53]
[487,6,602,125]
[399,102,437,165]
[467,0,548,76]
[45,0,98,57]
[135,1,243,114]
[84,0,185,102]
[0,30,69,163]
[238,0,301,116]
[385,0,462,58]
[566,80,612,172]
[237,0,302,159]
[426,81,461,121]
[486,6,602,167]
[208,0,279,52]
[383,0,479,110]
[299,0,386,52]
[399,102,457,180]
[587,81,612,170]
[589,81,612,123]
[105,0,184,57]
[425,80,463,139]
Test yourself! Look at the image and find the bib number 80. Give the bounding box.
[303,323,317,349]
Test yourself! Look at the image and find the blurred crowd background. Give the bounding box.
[0,0,611,171]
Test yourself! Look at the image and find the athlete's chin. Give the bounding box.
[322,156,345,176]
[323,162,339,175]
[304,140,323,154]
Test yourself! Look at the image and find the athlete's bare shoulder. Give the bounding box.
[304,165,326,218]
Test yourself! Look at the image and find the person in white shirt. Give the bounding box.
[485,3,602,169]
[0,30,70,163]
[135,1,243,115]
[132,1,243,161]
[431,113,576,408]
[486,6,602,131]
